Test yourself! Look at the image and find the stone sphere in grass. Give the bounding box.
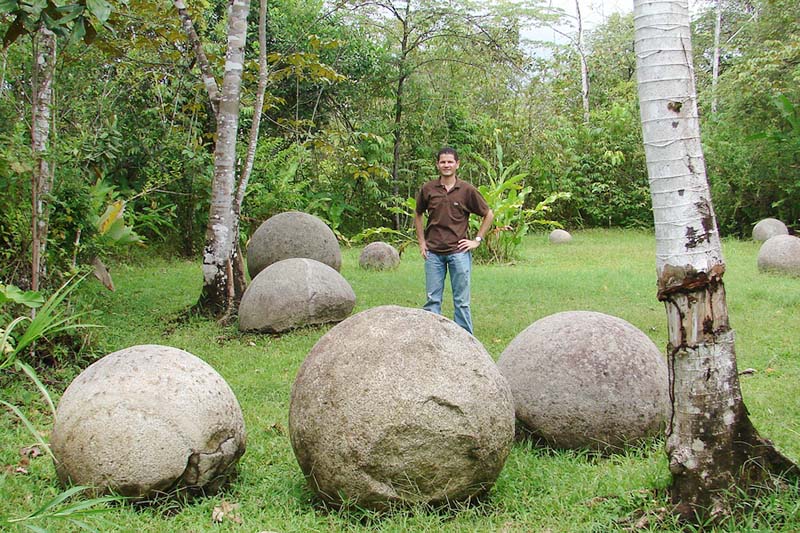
[51,345,246,499]
[752,218,788,242]
[549,229,572,244]
[497,311,668,452]
[246,211,341,279]
[757,234,800,276]
[359,241,401,270]
[289,305,515,510]
[239,258,356,333]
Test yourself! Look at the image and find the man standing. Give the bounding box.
[414,147,494,334]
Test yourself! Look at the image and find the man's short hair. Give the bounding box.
[437,146,459,162]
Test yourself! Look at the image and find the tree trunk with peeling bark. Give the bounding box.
[196,0,251,317]
[30,27,57,291]
[633,0,797,521]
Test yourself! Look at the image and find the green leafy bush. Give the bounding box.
[470,134,570,263]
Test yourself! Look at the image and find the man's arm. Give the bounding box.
[457,209,494,252]
[414,211,428,259]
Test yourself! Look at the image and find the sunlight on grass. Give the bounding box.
[1,229,797,532]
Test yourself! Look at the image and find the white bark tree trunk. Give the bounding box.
[633,0,796,521]
[575,0,590,124]
[711,0,722,114]
[197,0,251,316]
[30,27,57,291]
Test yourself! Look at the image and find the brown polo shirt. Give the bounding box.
[415,178,490,254]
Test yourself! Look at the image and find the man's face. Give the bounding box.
[436,154,459,178]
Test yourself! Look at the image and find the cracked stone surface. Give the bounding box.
[51,345,246,499]
[498,311,669,452]
[238,258,355,333]
[758,234,800,276]
[246,211,341,279]
[752,218,788,242]
[359,242,401,270]
[289,305,515,510]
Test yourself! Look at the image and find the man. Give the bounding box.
[414,147,494,335]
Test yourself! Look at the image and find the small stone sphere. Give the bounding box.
[239,258,356,332]
[752,218,788,242]
[497,311,668,452]
[246,211,341,279]
[51,345,246,499]
[289,305,515,510]
[359,241,401,270]
[757,234,800,276]
[549,229,572,244]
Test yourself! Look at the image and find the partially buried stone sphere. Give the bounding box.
[359,241,401,270]
[758,234,800,276]
[549,229,572,244]
[497,311,668,452]
[246,211,341,279]
[289,305,515,510]
[51,345,246,499]
[752,218,789,242]
[239,257,356,333]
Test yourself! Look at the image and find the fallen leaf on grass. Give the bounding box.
[212,501,242,524]
[20,445,43,459]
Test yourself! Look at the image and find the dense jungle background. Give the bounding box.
[1,0,798,286]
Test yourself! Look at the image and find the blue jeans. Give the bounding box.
[423,251,474,334]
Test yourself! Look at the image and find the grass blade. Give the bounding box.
[0,399,54,461]
[14,360,56,418]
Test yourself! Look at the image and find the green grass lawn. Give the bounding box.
[2,229,799,532]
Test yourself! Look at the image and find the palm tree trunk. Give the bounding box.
[633,0,797,521]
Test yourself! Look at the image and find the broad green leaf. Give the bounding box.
[0,0,19,14]
[0,284,45,308]
[86,0,112,23]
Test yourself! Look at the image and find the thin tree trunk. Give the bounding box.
[174,0,220,116]
[633,0,797,521]
[391,71,405,230]
[196,0,251,317]
[575,0,590,124]
[30,27,57,291]
[711,0,722,114]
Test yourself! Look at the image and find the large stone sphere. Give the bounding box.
[758,234,800,276]
[246,211,341,279]
[549,229,572,244]
[289,305,515,510]
[359,241,401,270]
[239,258,356,333]
[497,311,668,451]
[752,218,788,242]
[51,345,246,498]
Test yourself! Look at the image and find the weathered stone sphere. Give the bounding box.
[549,229,572,244]
[497,311,668,451]
[289,305,515,510]
[359,241,401,270]
[757,234,800,276]
[752,218,788,242]
[246,211,341,278]
[239,258,356,333]
[51,345,246,498]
